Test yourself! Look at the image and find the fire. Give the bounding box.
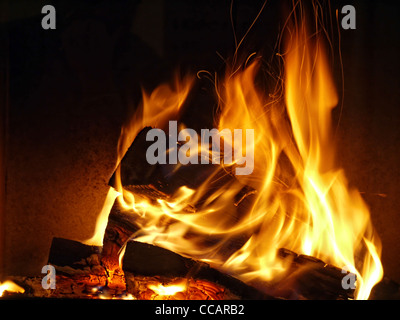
[148,280,187,297]
[89,4,383,300]
[0,280,25,297]
[85,187,120,246]
[135,278,226,300]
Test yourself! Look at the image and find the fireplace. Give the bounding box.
[1,0,400,301]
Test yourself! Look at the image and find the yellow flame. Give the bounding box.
[91,5,383,300]
[84,187,119,246]
[280,21,383,300]
[148,281,187,297]
[0,281,25,297]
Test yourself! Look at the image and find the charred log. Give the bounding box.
[48,237,101,269]
[108,127,168,192]
[45,237,126,298]
[121,240,276,300]
[369,277,400,300]
[108,124,258,204]
[274,248,356,300]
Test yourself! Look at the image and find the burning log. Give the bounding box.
[1,238,126,299]
[6,235,380,300]
[369,277,400,300]
[120,240,359,300]
[108,127,168,192]
[101,194,255,272]
[104,124,259,264]
[274,248,356,300]
[108,126,258,202]
[101,200,141,267]
[121,240,276,300]
[103,125,356,300]
[4,237,270,300]
[35,237,127,299]
[50,237,128,298]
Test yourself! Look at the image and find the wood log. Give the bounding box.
[273,248,356,300]
[108,127,168,192]
[102,200,141,254]
[108,124,258,206]
[101,184,257,268]
[105,122,260,268]
[102,201,357,300]
[48,237,101,269]
[121,240,277,300]
[369,277,400,300]
[46,237,126,298]
[5,236,392,300]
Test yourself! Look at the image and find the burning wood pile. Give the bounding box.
[1,2,390,301]
[0,121,366,300]
[1,126,360,300]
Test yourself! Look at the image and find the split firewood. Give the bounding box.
[271,248,356,300]
[121,240,276,300]
[4,236,394,300]
[101,200,141,267]
[104,123,261,270]
[369,277,400,300]
[108,127,168,192]
[48,237,102,268]
[108,125,258,205]
[44,237,126,298]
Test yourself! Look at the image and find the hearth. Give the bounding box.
[1,0,400,301]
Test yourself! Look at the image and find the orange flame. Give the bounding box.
[90,5,383,300]
[0,280,25,297]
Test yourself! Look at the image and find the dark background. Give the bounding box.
[0,0,399,287]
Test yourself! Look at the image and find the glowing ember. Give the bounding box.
[131,277,228,300]
[148,280,187,297]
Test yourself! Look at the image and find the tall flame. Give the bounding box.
[90,4,383,300]
[281,21,383,299]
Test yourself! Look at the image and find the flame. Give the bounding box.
[148,280,187,297]
[0,280,25,297]
[277,20,383,299]
[93,4,383,300]
[84,75,193,246]
[84,187,119,246]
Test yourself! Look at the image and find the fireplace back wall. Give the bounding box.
[2,0,400,286]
